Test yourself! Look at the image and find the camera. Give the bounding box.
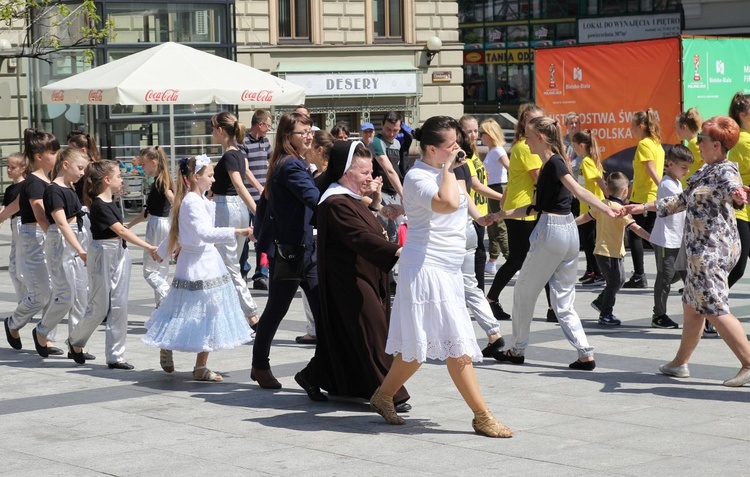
[456,150,466,161]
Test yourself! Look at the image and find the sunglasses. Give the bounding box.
[696,133,711,144]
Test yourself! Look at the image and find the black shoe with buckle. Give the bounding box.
[481,337,505,357]
[492,349,525,364]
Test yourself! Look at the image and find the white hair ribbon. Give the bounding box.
[195,154,211,173]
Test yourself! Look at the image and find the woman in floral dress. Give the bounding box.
[624,116,750,387]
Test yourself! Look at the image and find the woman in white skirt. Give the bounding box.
[144,156,254,381]
[371,116,513,438]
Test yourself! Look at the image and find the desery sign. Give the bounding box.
[535,38,682,159]
[683,37,750,118]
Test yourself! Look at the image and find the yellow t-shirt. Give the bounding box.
[465,152,489,216]
[503,139,542,220]
[579,156,604,215]
[681,137,703,189]
[590,199,635,258]
[631,137,664,204]
[728,129,750,222]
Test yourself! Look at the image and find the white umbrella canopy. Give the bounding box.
[41,42,305,167]
[42,42,304,106]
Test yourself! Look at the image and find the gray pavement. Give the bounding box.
[1,217,750,476]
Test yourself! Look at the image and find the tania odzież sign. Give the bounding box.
[284,72,418,97]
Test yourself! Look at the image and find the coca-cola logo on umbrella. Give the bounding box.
[51,90,65,102]
[241,89,273,102]
[144,89,180,102]
[88,90,104,102]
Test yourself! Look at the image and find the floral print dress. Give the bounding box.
[656,160,742,316]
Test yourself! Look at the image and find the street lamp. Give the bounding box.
[425,36,442,66]
[0,38,11,69]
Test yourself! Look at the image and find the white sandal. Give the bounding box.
[193,366,223,382]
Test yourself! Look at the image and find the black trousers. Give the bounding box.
[487,219,537,302]
[728,219,750,288]
[579,219,600,275]
[627,206,655,275]
[473,222,486,290]
[594,254,625,315]
[252,241,321,370]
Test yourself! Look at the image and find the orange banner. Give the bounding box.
[535,37,682,161]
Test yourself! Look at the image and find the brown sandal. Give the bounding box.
[472,410,513,438]
[370,386,404,425]
[159,349,174,373]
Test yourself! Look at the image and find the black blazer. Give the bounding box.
[260,155,319,257]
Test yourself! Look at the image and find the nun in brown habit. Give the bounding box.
[294,140,410,410]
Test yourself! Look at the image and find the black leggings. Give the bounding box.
[487,219,537,302]
[728,219,750,288]
[627,206,655,275]
[474,222,486,290]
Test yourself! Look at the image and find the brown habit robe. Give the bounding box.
[298,193,409,403]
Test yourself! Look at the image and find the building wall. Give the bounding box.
[235,0,464,128]
[682,0,750,33]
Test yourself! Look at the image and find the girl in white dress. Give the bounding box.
[372,116,513,438]
[144,155,254,382]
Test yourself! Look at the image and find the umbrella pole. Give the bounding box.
[169,104,176,178]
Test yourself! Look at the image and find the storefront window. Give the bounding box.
[28,1,234,161]
[106,2,227,44]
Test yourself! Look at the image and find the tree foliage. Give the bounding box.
[0,1,114,63]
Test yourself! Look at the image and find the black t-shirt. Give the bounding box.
[3,182,22,219]
[211,149,245,196]
[145,180,171,217]
[43,182,83,226]
[90,197,123,242]
[19,174,50,224]
[534,154,572,214]
[453,163,473,196]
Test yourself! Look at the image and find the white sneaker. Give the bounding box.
[484,261,497,275]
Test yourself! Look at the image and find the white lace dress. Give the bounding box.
[385,160,483,362]
[143,192,253,352]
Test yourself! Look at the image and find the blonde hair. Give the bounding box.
[572,129,602,173]
[479,118,506,147]
[139,146,172,196]
[526,116,572,174]
[632,108,661,142]
[52,147,88,180]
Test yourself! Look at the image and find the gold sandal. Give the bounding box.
[472,410,513,438]
[159,349,174,373]
[370,386,404,425]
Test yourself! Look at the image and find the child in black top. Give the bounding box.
[126,146,174,307]
[0,152,28,302]
[32,148,91,358]
[4,129,59,353]
[67,160,158,369]
[488,116,616,370]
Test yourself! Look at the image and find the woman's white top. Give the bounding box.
[399,160,467,271]
[483,146,508,185]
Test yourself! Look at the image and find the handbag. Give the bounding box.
[273,242,306,281]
